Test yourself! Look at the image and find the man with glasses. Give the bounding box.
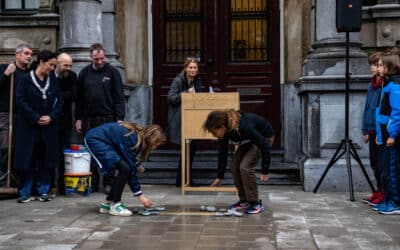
[0,43,33,185]
[51,52,77,196]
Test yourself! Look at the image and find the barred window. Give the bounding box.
[0,0,39,15]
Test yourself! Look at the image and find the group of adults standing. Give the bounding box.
[0,43,125,203]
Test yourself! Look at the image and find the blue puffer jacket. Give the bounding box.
[375,76,400,145]
[387,75,400,140]
[84,122,142,196]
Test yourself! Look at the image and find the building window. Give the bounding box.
[0,0,39,15]
[230,0,268,62]
[164,0,202,63]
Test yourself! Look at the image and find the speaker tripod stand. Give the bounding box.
[313,32,375,201]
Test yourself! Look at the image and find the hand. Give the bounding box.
[117,120,123,123]
[187,87,195,93]
[363,134,369,143]
[210,178,222,187]
[138,195,152,208]
[260,174,269,182]
[38,115,51,125]
[387,137,395,147]
[75,120,82,134]
[4,63,16,76]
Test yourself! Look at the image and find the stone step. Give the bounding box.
[140,150,301,185]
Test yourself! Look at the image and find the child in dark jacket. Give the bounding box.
[84,122,166,216]
[362,52,384,205]
[202,109,274,214]
[374,53,400,215]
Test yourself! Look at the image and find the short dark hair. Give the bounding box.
[368,52,383,65]
[90,43,105,54]
[381,54,400,76]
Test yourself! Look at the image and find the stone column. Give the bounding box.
[58,0,102,74]
[299,0,371,191]
[101,0,126,82]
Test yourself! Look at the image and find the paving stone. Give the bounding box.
[1,186,400,249]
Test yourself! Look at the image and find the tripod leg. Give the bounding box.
[348,140,376,193]
[313,140,345,193]
[344,140,355,201]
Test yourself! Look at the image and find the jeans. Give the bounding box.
[18,167,50,197]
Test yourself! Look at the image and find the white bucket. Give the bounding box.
[64,149,91,174]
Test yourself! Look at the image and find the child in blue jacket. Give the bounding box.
[362,52,384,205]
[374,53,400,215]
[84,122,166,216]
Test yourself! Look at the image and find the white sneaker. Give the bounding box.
[109,202,132,216]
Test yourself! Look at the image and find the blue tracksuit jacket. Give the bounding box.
[84,122,142,196]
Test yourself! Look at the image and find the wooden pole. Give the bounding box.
[6,74,14,188]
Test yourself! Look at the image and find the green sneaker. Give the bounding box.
[99,202,111,214]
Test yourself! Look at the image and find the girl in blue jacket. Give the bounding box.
[374,53,400,215]
[84,122,166,216]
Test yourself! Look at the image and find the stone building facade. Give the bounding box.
[1,0,399,191]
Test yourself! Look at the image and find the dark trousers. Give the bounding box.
[51,125,72,194]
[106,160,130,203]
[231,143,260,204]
[83,115,116,192]
[380,143,400,204]
[367,134,381,191]
[176,141,197,186]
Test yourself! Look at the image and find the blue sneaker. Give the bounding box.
[246,200,265,214]
[229,200,250,210]
[372,199,389,211]
[378,200,400,215]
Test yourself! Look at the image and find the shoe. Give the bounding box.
[18,196,31,203]
[378,200,400,215]
[49,188,57,199]
[368,192,384,206]
[246,200,265,214]
[372,199,389,211]
[39,194,51,202]
[99,202,111,214]
[362,192,379,204]
[109,202,132,216]
[229,200,250,210]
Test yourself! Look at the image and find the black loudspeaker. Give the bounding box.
[336,0,362,32]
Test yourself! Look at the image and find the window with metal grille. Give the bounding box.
[230,0,268,62]
[0,0,39,15]
[165,0,202,63]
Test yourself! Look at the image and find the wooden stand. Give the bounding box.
[181,92,239,195]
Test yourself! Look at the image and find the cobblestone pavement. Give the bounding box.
[0,185,399,250]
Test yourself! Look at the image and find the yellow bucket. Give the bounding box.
[64,172,92,196]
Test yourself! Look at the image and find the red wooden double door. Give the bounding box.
[152,0,281,149]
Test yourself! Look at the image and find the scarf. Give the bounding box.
[371,76,382,90]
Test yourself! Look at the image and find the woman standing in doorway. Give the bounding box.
[167,57,203,187]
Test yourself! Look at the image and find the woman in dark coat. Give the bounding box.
[14,50,63,203]
[167,57,202,187]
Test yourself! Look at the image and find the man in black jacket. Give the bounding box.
[0,43,33,184]
[75,43,125,193]
[51,52,77,196]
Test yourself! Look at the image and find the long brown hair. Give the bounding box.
[120,122,166,161]
[202,109,240,132]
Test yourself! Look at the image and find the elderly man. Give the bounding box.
[0,43,33,184]
[50,52,77,196]
[75,43,125,193]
